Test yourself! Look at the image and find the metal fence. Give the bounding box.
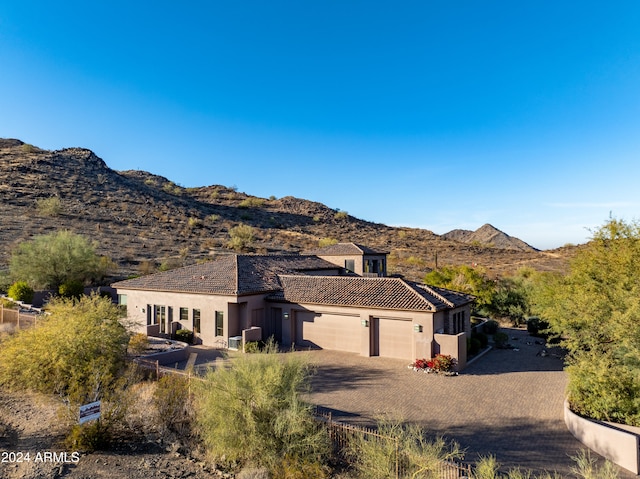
[315,408,473,479]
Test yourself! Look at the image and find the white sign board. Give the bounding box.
[79,401,101,424]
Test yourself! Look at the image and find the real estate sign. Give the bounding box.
[79,401,101,424]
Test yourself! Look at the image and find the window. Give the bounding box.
[215,311,224,337]
[146,304,152,325]
[117,294,127,306]
[345,259,355,272]
[193,309,201,334]
[452,311,465,334]
[179,307,189,322]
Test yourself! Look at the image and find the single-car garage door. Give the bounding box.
[295,311,361,353]
[378,318,413,360]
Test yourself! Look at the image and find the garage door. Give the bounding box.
[378,318,413,360]
[295,311,361,353]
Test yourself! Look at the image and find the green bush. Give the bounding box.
[195,349,328,473]
[482,320,499,335]
[239,197,265,208]
[59,279,84,299]
[8,281,34,303]
[175,329,193,344]
[228,224,255,251]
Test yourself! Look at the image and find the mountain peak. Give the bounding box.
[443,224,538,252]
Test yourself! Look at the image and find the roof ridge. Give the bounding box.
[397,278,437,311]
[417,283,456,308]
[233,254,239,294]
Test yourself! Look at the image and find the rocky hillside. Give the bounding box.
[0,139,574,282]
[443,224,538,252]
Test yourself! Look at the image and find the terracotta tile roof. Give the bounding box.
[303,242,388,256]
[268,275,473,312]
[112,255,340,295]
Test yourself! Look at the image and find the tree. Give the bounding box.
[424,265,495,310]
[0,294,129,403]
[9,230,110,290]
[531,218,640,425]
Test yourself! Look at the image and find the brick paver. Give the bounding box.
[299,327,635,477]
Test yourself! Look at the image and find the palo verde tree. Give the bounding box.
[9,230,111,291]
[531,218,640,425]
[0,294,129,404]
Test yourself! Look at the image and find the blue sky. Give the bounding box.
[1,1,639,250]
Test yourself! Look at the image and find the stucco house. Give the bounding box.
[112,243,474,368]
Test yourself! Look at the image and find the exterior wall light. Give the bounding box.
[283,312,289,320]
[414,324,423,333]
[361,319,369,327]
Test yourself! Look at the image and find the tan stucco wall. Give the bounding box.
[434,332,467,370]
[117,288,239,346]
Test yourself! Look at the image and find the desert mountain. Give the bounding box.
[0,139,572,281]
[443,224,538,252]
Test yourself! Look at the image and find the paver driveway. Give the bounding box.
[300,327,634,477]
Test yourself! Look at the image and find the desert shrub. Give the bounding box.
[348,420,462,479]
[473,455,500,479]
[35,196,63,217]
[65,420,112,452]
[7,280,34,303]
[334,211,348,220]
[244,341,262,353]
[570,449,619,479]
[175,329,193,344]
[188,217,203,228]
[482,320,499,335]
[58,279,84,298]
[228,224,255,251]
[208,214,220,222]
[318,237,338,248]
[494,332,509,349]
[0,294,128,403]
[153,374,193,437]
[239,197,265,208]
[195,349,328,473]
[128,333,149,354]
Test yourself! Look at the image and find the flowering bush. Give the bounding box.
[410,354,457,375]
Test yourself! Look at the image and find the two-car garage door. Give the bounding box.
[295,311,361,353]
[295,310,414,360]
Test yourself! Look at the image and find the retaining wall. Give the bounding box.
[564,400,640,474]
